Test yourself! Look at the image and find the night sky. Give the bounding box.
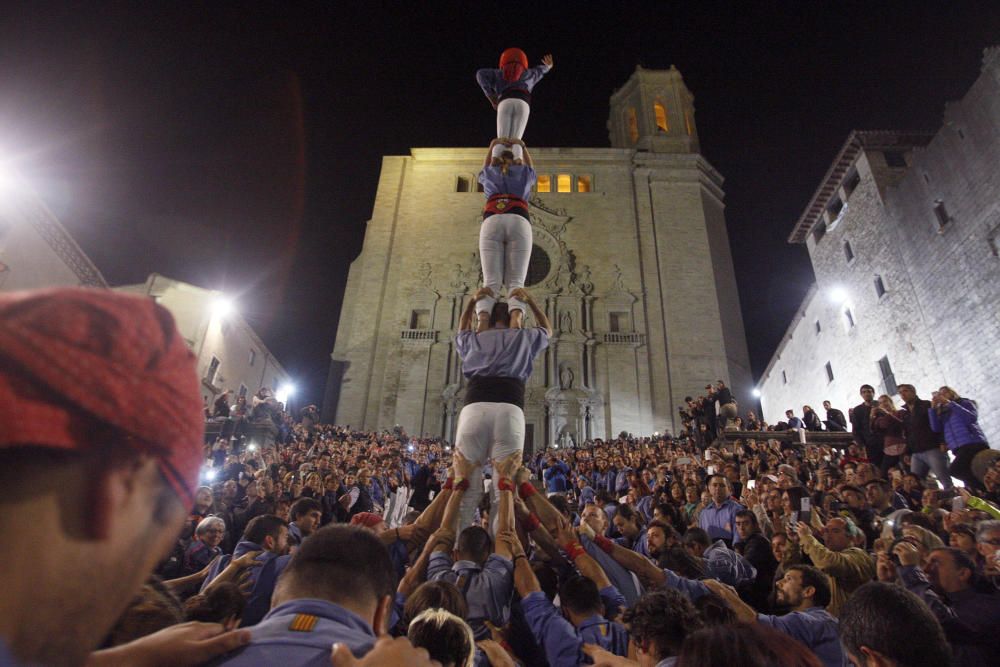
[2,2,998,407]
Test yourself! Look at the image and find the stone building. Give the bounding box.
[325,66,753,452]
[758,47,1000,440]
[118,274,291,410]
[0,171,107,292]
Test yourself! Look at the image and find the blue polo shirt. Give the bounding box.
[698,498,745,544]
[757,608,846,667]
[427,552,514,638]
[521,592,628,667]
[456,328,549,381]
[213,599,376,666]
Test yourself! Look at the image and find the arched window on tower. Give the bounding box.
[654,101,668,132]
[627,107,639,144]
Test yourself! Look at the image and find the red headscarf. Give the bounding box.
[499,48,528,82]
[0,288,204,508]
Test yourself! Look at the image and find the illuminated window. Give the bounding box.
[556,174,572,193]
[576,175,592,193]
[654,101,668,132]
[536,175,551,193]
[627,108,639,144]
[685,111,694,136]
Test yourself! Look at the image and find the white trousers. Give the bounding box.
[454,401,524,535]
[497,98,530,141]
[477,213,532,315]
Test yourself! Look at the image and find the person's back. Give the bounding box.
[203,515,292,627]
[214,524,395,666]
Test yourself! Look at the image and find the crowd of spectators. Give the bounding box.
[3,287,999,667]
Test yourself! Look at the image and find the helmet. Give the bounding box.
[499,48,528,82]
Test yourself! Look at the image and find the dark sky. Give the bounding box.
[2,2,998,407]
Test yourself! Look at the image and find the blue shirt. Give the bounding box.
[521,592,628,667]
[703,540,757,587]
[476,64,551,99]
[544,461,570,492]
[580,536,643,607]
[698,498,745,544]
[478,165,536,200]
[757,608,846,667]
[202,540,292,627]
[456,328,549,381]
[213,599,376,666]
[428,553,514,636]
[577,485,596,509]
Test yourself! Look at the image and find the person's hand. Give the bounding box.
[893,541,921,567]
[508,287,531,303]
[541,54,554,68]
[582,643,634,667]
[514,466,532,486]
[473,287,494,301]
[702,578,740,601]
[231,550,264,570]
[88,622,251,667]
[494,451,521,479]
[331,637,441,667]
[497,528,525,557]
[555,521,577,546]
[577,520,597,541]
[876,552,897,582]
[477,640,516,667]
[453,450,477,480]
[795,520,812,542]
[339,493,352,509]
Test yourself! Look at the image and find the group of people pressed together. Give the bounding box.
[3,48,1000,667]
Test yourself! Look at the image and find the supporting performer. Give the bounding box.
[476,48,553,161]
[477,138,536,327]
[454,286,551,534]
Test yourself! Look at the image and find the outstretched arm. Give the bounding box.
[515,466,563,534]
[493,451,521,559]
[555,524,612,590]
[509,288,551,336]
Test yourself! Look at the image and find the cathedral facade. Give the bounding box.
[325,66,752,453]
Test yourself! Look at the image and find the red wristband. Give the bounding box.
[594,535,615,554]
[524,512,541,532]
[497,478,515,492]
[562,540,586,560]
[519,481,537,499]
[443,477,454,491]
[454,478,470,492]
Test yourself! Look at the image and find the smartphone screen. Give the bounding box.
[799,498,812,522]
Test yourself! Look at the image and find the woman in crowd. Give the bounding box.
[183,516,226,576]
[870,394,907,475]
[930,386,990,489]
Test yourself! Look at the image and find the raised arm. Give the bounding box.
[515,466,563,534]
[493,451,522,559]
[433,452,476,552]
[509,288,551,336]
[483,139,500,168]
[512,139,533,168]
[555,523,612,590]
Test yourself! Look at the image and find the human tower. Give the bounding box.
[449,48,553,531]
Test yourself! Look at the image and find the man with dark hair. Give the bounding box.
[839,582,951,667]
[683,526,756,588]
[216,524,396,664]
[734,509,777,611]
[851,384,884,467]
[698,474,744,546]
[621,589,704,667]
[0,289,249,666]
[894,543,1000,665]
[705,564,845,667]
[645,519,681,560]
[288,497,322,547]
[428,452,516,638]
[823,400,847,432]
[203,514,291,627]
[898,383,952,490]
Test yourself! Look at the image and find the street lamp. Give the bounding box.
[828,286,849,304]
[212,295,235,319]
[752,388,761,398]
[275,383,295,407]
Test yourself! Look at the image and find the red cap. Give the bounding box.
[0,288,204,508]
[350,512,385,529]
[499,48,528,82]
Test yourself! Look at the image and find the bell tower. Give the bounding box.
[608,65,700,154]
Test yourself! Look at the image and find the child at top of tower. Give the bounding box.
[476,49,553,162]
